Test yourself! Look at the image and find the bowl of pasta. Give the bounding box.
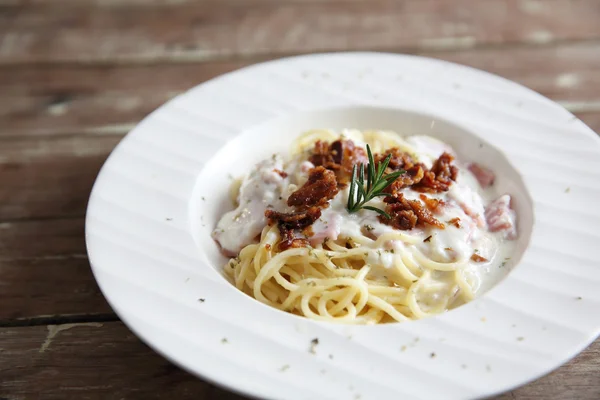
[86,52,600,400]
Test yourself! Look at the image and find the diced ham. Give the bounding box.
[485,194,517,240]
[461,204,486,228]
[448,184,486,228]
[468,163,495,188]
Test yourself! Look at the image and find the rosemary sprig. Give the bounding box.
[346,144,405,218]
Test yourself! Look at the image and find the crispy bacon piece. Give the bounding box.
[468,163,495,188]
[389,209,418,230]
[380,194,445,230]
[374,148,416,172]
[278,233,310,250]
[302,225,314,237]
[414,152,458,193]
[273,169,288,178]
[448,217,461,228]
[386,164,426,193]
[287,166,339,208]
[419,194,445,213]
[433,152,458,179]
[265,207,321,230]
[310,140,332,167]
[269,165,339,249]
[470,253,488,263]
[265,207,322,250]
[309,139,367,184]
[375,149,458,194]
[373,148,428,193]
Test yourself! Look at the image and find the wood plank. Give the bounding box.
[0,218,113,320]
[0,135,121,220]
[1,0,371,4]
[0,322,598,399]
[432,42,600,104]
[1,41,599,137]
[1,0,600,64]
[0,322,240,400]
[0,60,249,137]
[574,111,600,134]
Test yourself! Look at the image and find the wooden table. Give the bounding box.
[1,1,599,399]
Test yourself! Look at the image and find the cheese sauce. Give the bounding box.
[213,134,516,297]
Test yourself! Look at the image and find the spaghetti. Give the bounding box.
[213,129,517,324]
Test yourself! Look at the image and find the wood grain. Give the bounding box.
[0,322,241,400]
[0,322,598,399]
[1,0,600,64]
[575,111,600,134]
[0,218,113,320]
[0,60,249,137]
[0,135,121,220]
[1,41,600,137]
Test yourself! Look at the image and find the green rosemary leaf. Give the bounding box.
[383,170,405,182]
[371,178,390,195]
[357,163,365,204]
[347,164,357,210]
[376,153,392,182]
[367,144,376,192]
[356,183,367,203]
[363,206,392,219]
[346,145,405,217]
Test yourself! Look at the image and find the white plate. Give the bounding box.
[86,52,600,400]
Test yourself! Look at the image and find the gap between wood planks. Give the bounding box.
[0,313,118,328]
[1,36,600,69]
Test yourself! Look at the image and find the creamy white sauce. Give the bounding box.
[212,135,517,295]
[212,155,290,256]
